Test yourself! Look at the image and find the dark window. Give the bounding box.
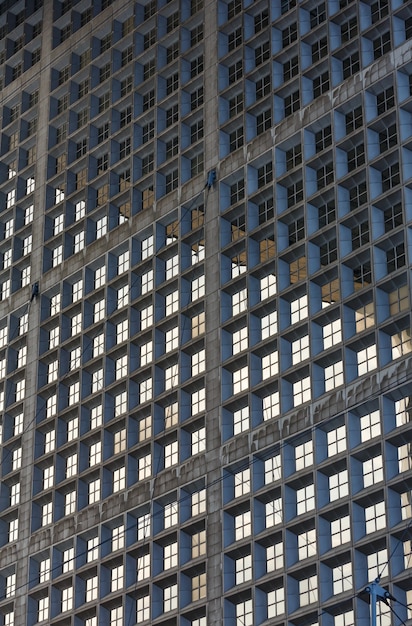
[143,90,155,111]
[310,2,326,27]
[315,126,332,152]
[256,75,271,99]
[347,144,365,170]
[345,106,363,133]
[371,0,389,23]
[144,29,156,50]
[191,87,204,110]
[258,197,274,224]
[288,217,305,244]
[255,10,269,32]
[120,137,131,156]
[319,201,336,227]
[228,28,242,51]
[376,86,395,115]
[351,222,369,249]
[317,163,334,187]
[166,136,179,159]
[100,63,111,82]
[387,243,405,272]
[230,180,245,204]
[144,1,156,20]
[97,154,109,173]
[287,179,303,207]
[190,55,203,78]
[311,37,328,62]
[76,139,87,158]
[228,61,242,84]
[313,71,329,98]
[353,262,372,287]
[282,23,298,47]
[384,203,403,232]
[121,46,133,65]
[165,169,178,193]
[320,239,338,266]
[167,12,179,32]
[142,122,154,144]
[284,91,300,117]
[142,153,154,174]
[343,52,360,78]
[229,94,243,118]
[229,127,244,151]
[255,41,270,66]
[143,60,156,81]
[191,120,204,143]
[167,42,179,64]
[373,31,391,59]
[341,17,357,42]
[120,106,132,127]
[257,162,273,187]
[228,0,242,19]
[100,34,111,53]
[191,25,203,46]
[166,104,179,126]
[349,181,368,209]
[166,73,179,94]
[284,56,299,81]
[286,145,302,170]
[256,109,272,134]
[379,124,397,152]
[97,123,109,143]
[382,163,400,191]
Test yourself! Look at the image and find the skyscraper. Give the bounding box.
[0,0,411,624]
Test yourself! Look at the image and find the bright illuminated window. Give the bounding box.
[297,483,315,514]
[363,455,383,487]
[234,406,249,434]
[360,410,380,441]
[327,425,346,456]
[293,376,311,406]
[333,561,352,594]
[323,319,342,348]
[234,468,250,497]
[357,344,377,375]
[235,510,251,540]
[299,575,318,606]
[365,501,386,534]
[295,440,313,470]
[235,554,252,584]
[291,294,308,324]
[329,470,349,501]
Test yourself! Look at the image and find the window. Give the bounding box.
[192,426,205,454]
[295,440,313,470]
[235,510,251,540]
[110,606,123,626]
[164,584,178,612]
[285,90,300,117]
[333,561,352,594]
[263,392,280,420]
[86,576,98,602]
[294,482,314,515]
[325,361,344,391]
[236,554,252,584]
[233,366,248,394]
[111,564,124,592]
[363,455,383,487]
[165,440,178,467]
[357,344,377,374]
[299,575,318,606]
[38,596,49,622]
[265,498,282,528]
[164,541,178,570]
[329,469,349,501]
[236,599,253,626]
[87,536,99,562]
[327,425,346,456]
[373,31,391,59]
[192,489,206,516]
[112,525,125,552]
[266,541,283,573]
[89,478,101,503]
[345,106,363,134]
[9,518,18,542]
[365,501,386,533]
[192,529,206,558]
[298,528,316,560]
[331,515,351,547]
[42,501,53,526]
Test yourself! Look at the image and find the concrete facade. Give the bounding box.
[0,0,411,625]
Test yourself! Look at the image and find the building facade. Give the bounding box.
[0,0,411,624]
